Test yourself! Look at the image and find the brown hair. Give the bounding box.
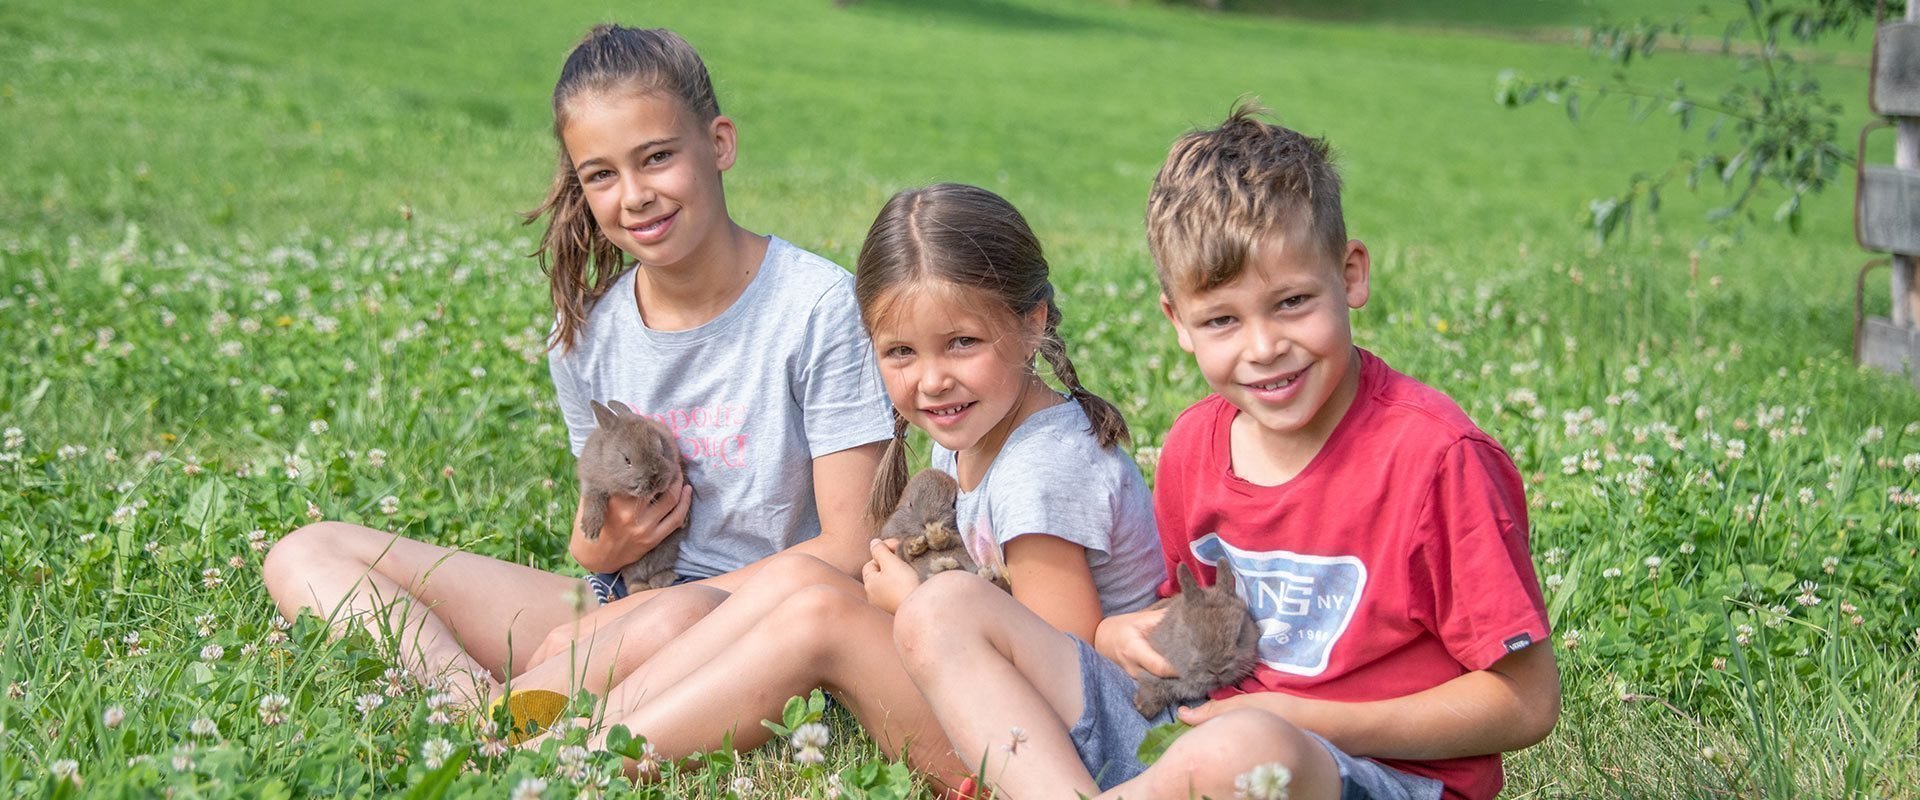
[853,183,1131,523]
[524,25,724,351]
[1145,101,1346,298]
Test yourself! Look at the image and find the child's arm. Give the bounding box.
[1001,534,1103,642]
[1177,641,1561,759]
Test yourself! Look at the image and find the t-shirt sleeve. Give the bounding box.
[987,435,1121,558]
[548,338,595,458]
[1415,437,1551,671]
[794,283,893,458]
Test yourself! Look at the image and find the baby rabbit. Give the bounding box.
[577,400,688,591]
[1132,559,1259,717]
[879,469,1008,591]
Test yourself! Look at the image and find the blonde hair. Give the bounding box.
[853,184,1131,523]
[1145,101,1346,297]
[525,25,723,351]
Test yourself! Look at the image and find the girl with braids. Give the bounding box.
[565,183,1163,786]
[262,25,892,713]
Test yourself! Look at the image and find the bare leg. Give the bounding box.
[894,571,1095,797]
[594,583,968,786]
[600,552,859,715]
[1097,709,1341,800]
[262,521,584,699]
[508,583,729,700]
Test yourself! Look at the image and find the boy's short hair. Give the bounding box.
[1145,102,1346,297]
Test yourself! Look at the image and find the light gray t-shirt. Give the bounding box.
[549,236,893,579]
[932,399,1163,616]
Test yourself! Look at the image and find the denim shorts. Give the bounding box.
[585,571,699,604]
[1066,636,1443,799]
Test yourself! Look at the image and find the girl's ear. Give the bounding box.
[709,115,738,172]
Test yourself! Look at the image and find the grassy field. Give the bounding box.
[3,0,1919,797]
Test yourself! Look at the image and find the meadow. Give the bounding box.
[3,0,1919,796]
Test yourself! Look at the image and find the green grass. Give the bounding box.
[4,0,1920,797]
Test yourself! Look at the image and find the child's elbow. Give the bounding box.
[1516,689,1561,747]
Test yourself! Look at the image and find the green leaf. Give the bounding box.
[182,478,227,535]
[1136,721,1192,766]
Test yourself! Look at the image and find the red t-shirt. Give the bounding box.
[1152,349,1549,800]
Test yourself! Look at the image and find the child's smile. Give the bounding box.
[1162,234,1370,457]
[562,91,734,270]
[872,284,1056,477]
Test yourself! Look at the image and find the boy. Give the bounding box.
[893,105,1560,800]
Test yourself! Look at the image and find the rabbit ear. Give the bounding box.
[590,400,617,428]
[1176,562,1200,595]
[1212,558,1236,594]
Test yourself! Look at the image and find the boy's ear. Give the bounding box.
[1341,239,1371,309]
[1159,293,1196,354]
[710,115,738,172]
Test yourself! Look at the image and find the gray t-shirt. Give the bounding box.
[549,236,893,579]
[932,399,1163,616]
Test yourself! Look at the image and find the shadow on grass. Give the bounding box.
[842,0,1127,33]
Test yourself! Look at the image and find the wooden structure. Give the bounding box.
[1858,5,1920,387]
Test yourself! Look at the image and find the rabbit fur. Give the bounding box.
[1132,559,1259,717]
[879,469,1009,591]
[576,400,688,591]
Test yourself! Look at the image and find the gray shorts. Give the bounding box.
[1066,636,1444,799]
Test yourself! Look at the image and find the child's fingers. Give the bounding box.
[1128,639,1180,679]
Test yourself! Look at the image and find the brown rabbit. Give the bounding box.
[879,469,1008,591]
[1132,559,1259,717]
[577,400,688,591]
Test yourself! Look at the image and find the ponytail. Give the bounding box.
[865,414,914,524]
[1037,294,1130,449]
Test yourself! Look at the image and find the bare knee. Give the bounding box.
[262,522,364,610]
[1152,710,1327,790]
[894,571,998,667]
[750,552,852,594]
[639,583,729,634]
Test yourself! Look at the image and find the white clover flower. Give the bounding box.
[512,777,548,800]
[1602,567,1622,579]
[1795,581,1821,607]
[379,495,399,515]
[171,744,196,772]
[1542,547,1565,565]
[3,427,22,449]
[1561,629,1582,651]
[729,776,754,794]
[794,746,826,765]
[421,738,454,769]
[1862,426,1885,444]
[50,759,79,785]
[1643,556,1662,569]
[366,448,387,467]
[309,419,329,436]
[189,717,218,738]
[1905,453,1920,473]
[1679,542,1696,555]
[255,693,290,726]
[200,644,224,661]
[110,505,137,525]
[1823,556,1839,575]
[354,693,384,716]
[201,568,223,588]
[103,706,125,728]
[306,501,322,521]
[1544,574,1563,591]
[247,530,270,552]
[1233,762,1292,800]
[790,722,831,751]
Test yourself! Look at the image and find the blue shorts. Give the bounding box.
[586,571,699,604]
[1066,636,1444,799]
